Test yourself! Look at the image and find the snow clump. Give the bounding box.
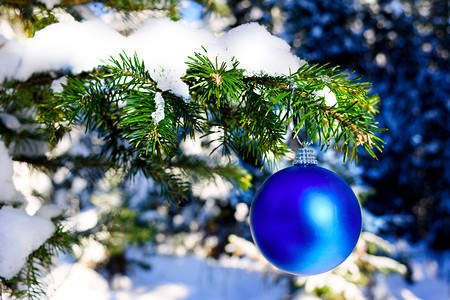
[151,92,165,124]
[206,23,304,76]
[127,18,215,99]
[0,19,303,100]
[0,20,125,82]
[0,206,55,279]
[313,86,338,107]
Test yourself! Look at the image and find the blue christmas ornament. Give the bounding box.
[250,146,362,275]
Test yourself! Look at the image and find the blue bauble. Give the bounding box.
[250,165,362,275]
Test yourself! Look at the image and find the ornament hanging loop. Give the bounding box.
[289,81,317,166]
[294,136,318,166]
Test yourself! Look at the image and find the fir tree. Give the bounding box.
[0,1,411,299]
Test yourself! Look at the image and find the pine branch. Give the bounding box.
[55,53,233,166]
[289,63,386,162]
[57,51,385,167]
[12,154,114,170]
[130,157,192,204]
[1,76,73,146]
[239,62,385,163]
[0,220,75,300]
[185,52,385,163]
[55,50,385,205]
[184,54,291,165]
[168,155,252,191]
[185,52,244,107]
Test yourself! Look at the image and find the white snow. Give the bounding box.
[0,206,55,279]
[313,86,338,107]
[0,19,18,41]
[36,204,64,219]
[382,242,450,300]
[127,18,215,99]
[151,92,165,124]
[361,253,407,274]
[0,139,20,204]
[73,239,107,267]
[43,236,450,300]
[50,76,68,93]
[179,131,204,155]
[45,254,288,300]
[192,175,233,200]
[0,20,126,82]
[12,161,53,214]
[207,23,304,76]
[39,242,450,300]
[226,234,265,263]
[66,208,99,232]
[233,202,248,222]
[0,19,303,99]
[38,0,62,10]
[45,263,110,300]
[299,272,365,300]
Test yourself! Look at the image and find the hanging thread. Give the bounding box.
[288,78,318,166]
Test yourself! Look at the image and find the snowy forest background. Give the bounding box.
[0,0,449,299]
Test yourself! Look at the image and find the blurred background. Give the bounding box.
[0,0,448,299]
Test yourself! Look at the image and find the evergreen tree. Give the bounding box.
[0,1,412,299]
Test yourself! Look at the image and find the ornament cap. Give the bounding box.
[294,143,318,166]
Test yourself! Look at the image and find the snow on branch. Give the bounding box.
[1,18,385,164]
[0,19,301,98]
[0,140,55,280]
[0,206,55,280]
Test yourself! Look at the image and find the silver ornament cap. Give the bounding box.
[294,143,318,166]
